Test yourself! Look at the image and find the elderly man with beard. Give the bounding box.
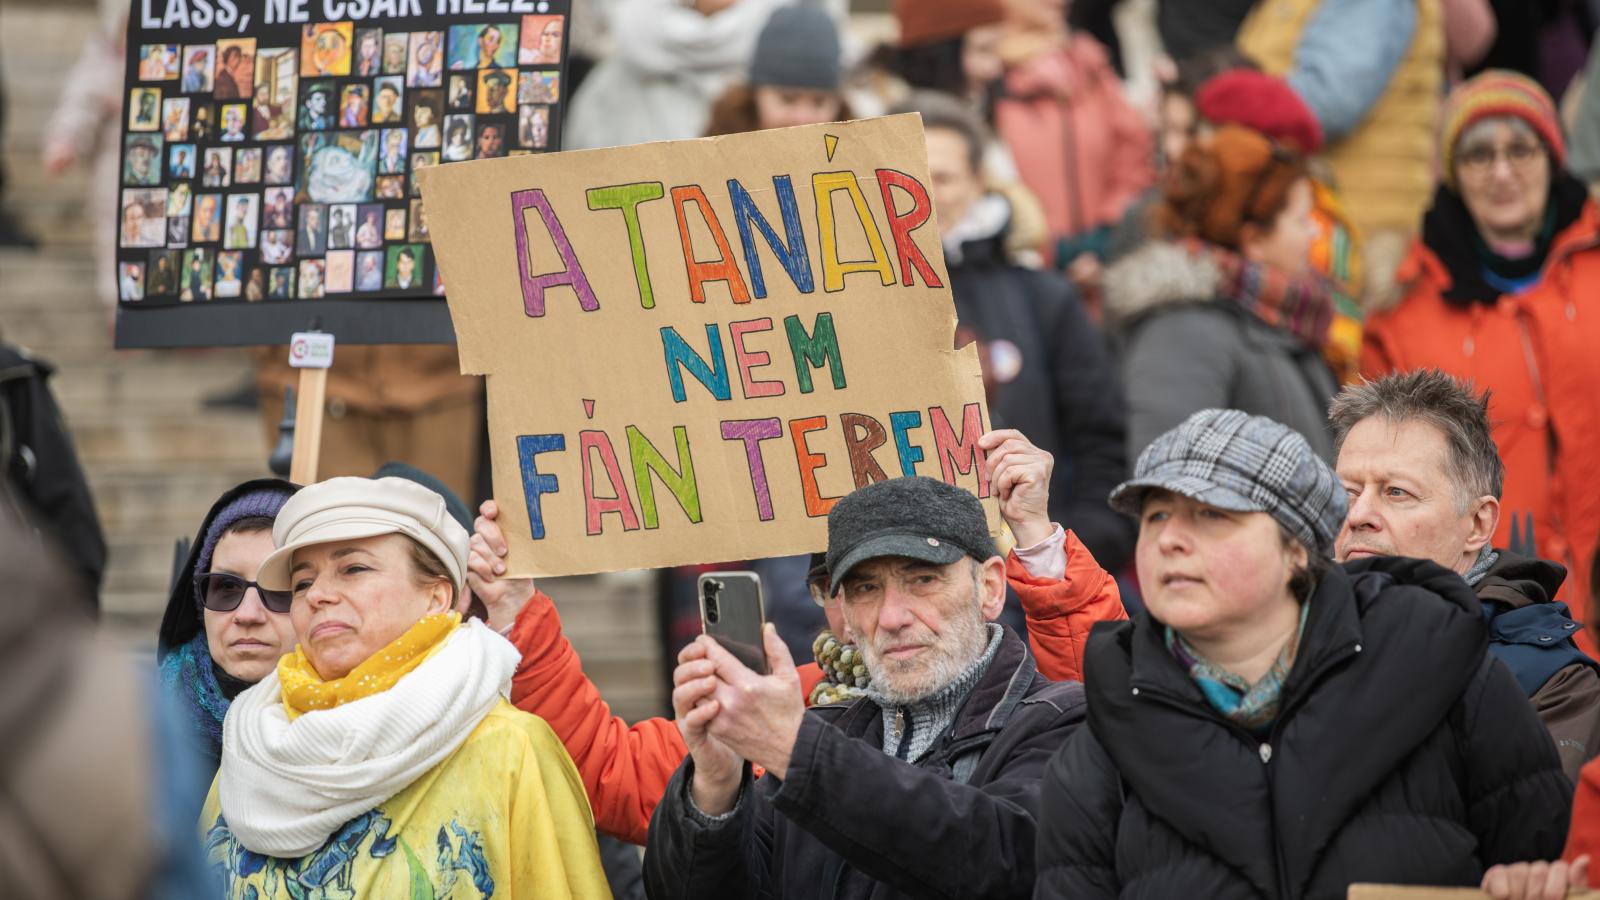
[1332,369,1600,783]
[644,474,1087,899]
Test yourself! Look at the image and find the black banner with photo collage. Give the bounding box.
[114,0,570,347]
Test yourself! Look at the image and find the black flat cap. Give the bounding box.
[826,476,997,591]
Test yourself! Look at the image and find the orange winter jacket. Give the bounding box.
[506,529,1126,845]
[1567,754,1600,863]
[1362,202,1600,655]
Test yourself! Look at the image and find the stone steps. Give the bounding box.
[1,4,668,723]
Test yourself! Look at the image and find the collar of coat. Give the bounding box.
[820,624,1041,752]
[1082,556,1487,898]
[1412,173,1593,307]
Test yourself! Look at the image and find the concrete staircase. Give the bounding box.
[0,3,665,720]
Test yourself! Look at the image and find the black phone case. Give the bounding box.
[699,571,768,675]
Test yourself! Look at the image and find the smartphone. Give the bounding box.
[699,571,769,675]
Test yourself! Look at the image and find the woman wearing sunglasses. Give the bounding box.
[158,479,300,773]
[201,476,608,897]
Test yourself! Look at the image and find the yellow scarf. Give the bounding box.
[279,612,459,719]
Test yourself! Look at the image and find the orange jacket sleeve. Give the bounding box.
[1566,755,1600,862]
[506,592,686,846]
[1008,529,1127,683]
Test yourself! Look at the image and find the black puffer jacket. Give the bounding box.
[646,626,1085,900]
[947,196,1132,569]
[1034,556,1572,900]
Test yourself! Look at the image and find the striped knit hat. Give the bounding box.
[1439,69,1565,192]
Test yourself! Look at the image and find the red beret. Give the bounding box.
[1195,69,1324,155]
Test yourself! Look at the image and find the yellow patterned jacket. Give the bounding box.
[201,700,611,899]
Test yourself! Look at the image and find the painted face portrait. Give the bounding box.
[383,34,408,73]
[476,123,503,158]
[519,15,563,65]
[124,136,163,186]
[265,146,293,184]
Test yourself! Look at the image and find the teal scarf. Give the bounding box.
[1165,603,1310,736]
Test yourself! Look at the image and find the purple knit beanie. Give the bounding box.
[195,486,294,591]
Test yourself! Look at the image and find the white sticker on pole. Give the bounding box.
[288,332,336,369]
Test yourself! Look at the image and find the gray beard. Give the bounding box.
[862,606,990,707]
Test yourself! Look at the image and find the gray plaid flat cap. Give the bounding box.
[1109,409,1346,557]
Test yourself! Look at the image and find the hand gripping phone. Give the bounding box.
[698,571,769,675]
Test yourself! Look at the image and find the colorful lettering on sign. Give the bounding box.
[516,433,565,539]
[627,424,703,529]
[840,412,889,488]
[727,175,814,298]
[720,417,784,521]
[728,317,785,400]
[811,170,894,292]
[672,185,751,305]
[783,312,845,394]
[587,182,666,309]
[789,416,841,517]
[580,429,641,535]
[888,410,926,477]
[875,169,943,288]
[512,188,598,318]
[929,403,990,497]
[660,324,732,403]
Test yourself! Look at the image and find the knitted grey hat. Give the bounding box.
[1109,409,1347,558]
[749,3,842,92]
[826,476,998,590]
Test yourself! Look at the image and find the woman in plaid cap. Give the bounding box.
[1035,408,1570,899]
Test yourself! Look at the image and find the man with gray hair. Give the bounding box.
[645,463,1087,899]
[1331,368,1600,780]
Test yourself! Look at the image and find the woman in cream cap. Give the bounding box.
[202,476,608,898]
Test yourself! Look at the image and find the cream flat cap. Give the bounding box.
[256,476,469,597]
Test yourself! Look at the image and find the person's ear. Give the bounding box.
[427,579,454,616]
[1284,536,1309,574]
[978,556,1007,622]
[1464,495,1500,554]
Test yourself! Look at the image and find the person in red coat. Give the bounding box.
[467,428,1127,845]
[1362,70,1600,652]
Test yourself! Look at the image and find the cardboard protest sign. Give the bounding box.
[114,0,570,348]
[420,114,996,576]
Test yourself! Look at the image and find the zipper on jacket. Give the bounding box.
[1128,635,1361,897]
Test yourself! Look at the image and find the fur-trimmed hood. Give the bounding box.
[1103,240,1225,328]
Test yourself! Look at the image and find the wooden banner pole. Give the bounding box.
[289,366,328,484]
[286,330,335,485]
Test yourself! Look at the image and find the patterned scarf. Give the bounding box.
[278,612,457,718]
[1165,603,1310,735]
[1182,237,1337,355]
[158,633,234,767]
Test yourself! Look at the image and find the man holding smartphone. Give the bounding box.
[645,473,1088,899]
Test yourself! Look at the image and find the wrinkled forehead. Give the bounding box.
[1335,415,1453,482]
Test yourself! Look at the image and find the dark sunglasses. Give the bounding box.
[194,572,293,614]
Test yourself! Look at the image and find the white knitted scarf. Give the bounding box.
[217,617,520,857]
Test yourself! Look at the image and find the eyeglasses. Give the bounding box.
[194,572,293,614]
[1457,142,1544,178]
